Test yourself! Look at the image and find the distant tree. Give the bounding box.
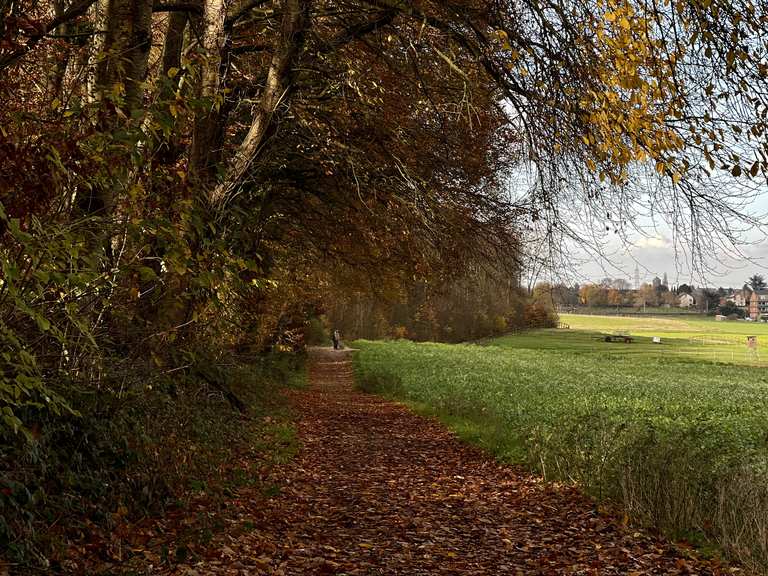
[662,292,677,306]
[636,283,659,307]
[612,278,631,291]
[678,284,693,295]
[551,284,579,307]
[748,275,766,291]
[533,283,556,307]
[718,301,746,318]
[607,288,623,306]
[697,289,720,313]
[579,284,608,307]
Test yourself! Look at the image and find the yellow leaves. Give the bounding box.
[563,5,694,184]
[495,29,513,50]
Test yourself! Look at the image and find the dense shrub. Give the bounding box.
[523,301,559,328]
[0,353,304,571]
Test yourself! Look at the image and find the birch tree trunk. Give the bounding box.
[189,0,230,181]
[207,0,310,206]
[85,0,109,103]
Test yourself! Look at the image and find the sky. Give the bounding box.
[577,233,768,289]
[508,164,768,290]
[574,194,768,289]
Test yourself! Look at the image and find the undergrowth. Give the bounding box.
[0,352,305,574]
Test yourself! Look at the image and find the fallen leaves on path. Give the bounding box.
[168,348,737,576]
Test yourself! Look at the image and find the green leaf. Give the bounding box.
[36,315,51,332]
[137,266,158,281]
[34,270,50,284]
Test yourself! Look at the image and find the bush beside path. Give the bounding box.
[168,347,732,576]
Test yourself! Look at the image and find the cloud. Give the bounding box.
[634,235,672,249]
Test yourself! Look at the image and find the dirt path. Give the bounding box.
[176,347,730,575]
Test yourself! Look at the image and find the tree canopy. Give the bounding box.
[2,0,768,431]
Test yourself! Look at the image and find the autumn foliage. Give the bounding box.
[2,0,768,569]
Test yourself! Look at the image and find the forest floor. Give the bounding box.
[160,347,734,576]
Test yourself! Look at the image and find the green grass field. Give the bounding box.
[352,317,768,571]
[494,313,768,365]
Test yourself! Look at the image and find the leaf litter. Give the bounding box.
[68,348,740,575]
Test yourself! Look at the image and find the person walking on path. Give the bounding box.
[331,329,341,350]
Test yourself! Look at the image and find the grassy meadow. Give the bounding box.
[352,315,768,571]
[512,313,768,365]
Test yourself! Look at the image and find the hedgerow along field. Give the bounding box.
[352,319,768,572]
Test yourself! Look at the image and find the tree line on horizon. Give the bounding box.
[536,272,768,313]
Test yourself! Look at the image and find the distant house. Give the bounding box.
[734,288,752,308]
[748,290,768,320]
[679,293,695,308]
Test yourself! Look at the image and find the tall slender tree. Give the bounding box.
[748,275,766,291]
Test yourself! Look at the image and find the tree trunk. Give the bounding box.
[161,11,188,86]
[95,0,154,111]
[207,0,310,206]
[76,0,153,251]
[85,0,110,103]
[151,10,189,161]
[46,0,70,100]
[189,0,229,182]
